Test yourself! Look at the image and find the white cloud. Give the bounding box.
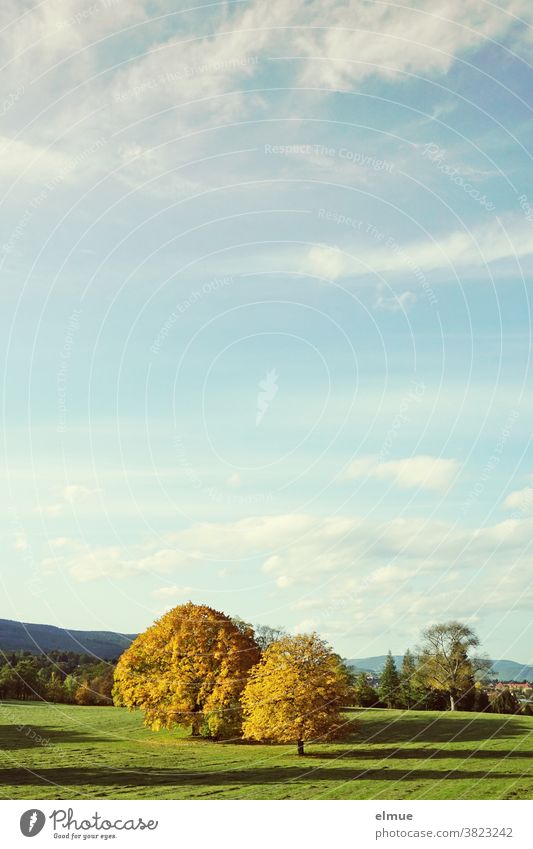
[42,539,188,581]
[305,245,348,281]
[374,290,417,312]
[341,454,459,492]
[304,217,533,284]
[290,618,319,635]
[503,485,533,513]
[49,537,71,548]
[0,138,75,181]
[44,507,531,587]
[227,472,242,489]
[40,514,352,581]
[36,484,100,518]
[136,549,190,572]
[13,533,28,551]
[1,0,527,198]
[292,0,530,88]
[35,503,63,517]
[63,484,100,503]
[41,509,533,643]
[388,218,533,273]
[276,575,293,589]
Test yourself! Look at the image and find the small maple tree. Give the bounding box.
[113,602,260,737]
[241,633,352,755]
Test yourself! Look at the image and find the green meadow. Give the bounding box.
[0,701,532,800]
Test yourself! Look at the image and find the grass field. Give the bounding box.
[0,701,532,800]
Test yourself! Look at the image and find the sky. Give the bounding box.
[1,0,533,663]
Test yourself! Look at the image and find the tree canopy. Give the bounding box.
[490,688,520,715]
[379,651,401,708]
[241,633,352,755]
[417,621,489,711]
[0,651,114,705]
[113,602,260,737]
[353,672,379,708]
[400,649,419,709]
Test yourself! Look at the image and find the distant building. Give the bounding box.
[487,680,533,695]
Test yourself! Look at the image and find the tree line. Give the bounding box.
[355,622,533,717]
[0,650,114,705]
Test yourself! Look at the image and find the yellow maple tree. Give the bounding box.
[113,602,260,737]
[241,633,353,754]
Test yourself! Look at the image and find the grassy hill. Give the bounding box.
[0,701,532,799]
[0,619,135,659]
[349,656,533,682]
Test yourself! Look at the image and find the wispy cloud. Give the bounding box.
[340,455,459,492]
[1,0,528,197]
[503,482,533,513]
[41,510,533,645]
[304,216,533,283]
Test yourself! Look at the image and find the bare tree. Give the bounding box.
[417,621,490,711]
[253,624,286,652]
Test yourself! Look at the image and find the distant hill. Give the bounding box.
[348,655,404,673]
[347,655,533,682]
[0,619,136,660]
[2,620,531,679]
[488,659,533,682]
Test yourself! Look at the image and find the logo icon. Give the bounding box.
[256,369,279,426]
[20,810,46,837]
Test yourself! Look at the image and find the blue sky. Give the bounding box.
[1,0,533,663]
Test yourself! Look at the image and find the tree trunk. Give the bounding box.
[297,739,304,756]
[191,713,202,736]
[449,693,456,711]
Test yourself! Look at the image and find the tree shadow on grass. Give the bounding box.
[0,726,111,750]
[0,764,527,789]
[308,747,533,761]
[353,714,533,745]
